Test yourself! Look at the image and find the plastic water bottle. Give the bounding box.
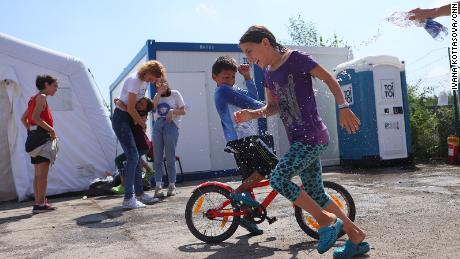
[386,11,448,41]
[424,18,448,41]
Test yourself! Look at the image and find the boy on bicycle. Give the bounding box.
[212,56,276,235]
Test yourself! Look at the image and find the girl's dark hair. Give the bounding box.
[141,97,153,113]
[35,75,58,90]
[212,56,238,75]
[138,110,149,117]
[161,88,172,97]
[239,25,287,53]
[158,80,172,97]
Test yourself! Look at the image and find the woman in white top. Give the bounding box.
[112,60,165,209]
[152,80,186,197]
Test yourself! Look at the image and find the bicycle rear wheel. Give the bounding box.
[294,181,356,240]
[185,185,241,243]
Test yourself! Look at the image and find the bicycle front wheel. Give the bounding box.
[185,185,241,243]
[294,181,356,240]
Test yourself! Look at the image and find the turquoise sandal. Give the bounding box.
[333,240,370,259]
[240,218,263,235]
[317,218,343,254]
[230,192,260,207]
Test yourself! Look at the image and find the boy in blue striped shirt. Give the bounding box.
[212,56,276,235]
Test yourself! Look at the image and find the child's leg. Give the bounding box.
[301,152,366,244]
[35,161,50,205]
[293,192,335,226]
[235,172,264,193]
[33,164,39,204]
[324,201,366,243]
[270,142,335,227]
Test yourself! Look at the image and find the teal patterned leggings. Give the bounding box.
[270,142,332,208]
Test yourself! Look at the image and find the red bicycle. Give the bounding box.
[185,168,355,243]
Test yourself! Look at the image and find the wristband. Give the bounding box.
[337,102,349,109]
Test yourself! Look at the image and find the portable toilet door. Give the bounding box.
[372,59,408,160]
[335,55,411,165]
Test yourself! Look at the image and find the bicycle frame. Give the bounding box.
[195,179,279,218]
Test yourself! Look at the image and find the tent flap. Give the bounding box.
[0,32,117,201]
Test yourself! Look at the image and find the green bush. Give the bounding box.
[408,83,455,161]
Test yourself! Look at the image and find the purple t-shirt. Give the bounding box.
[264,50,329,145]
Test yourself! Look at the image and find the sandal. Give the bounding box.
[333,240,370,259]
[230,192,260,207]
[240,218,263,235]
[317,218,343,254]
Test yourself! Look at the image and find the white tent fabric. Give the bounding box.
[0,79,16,201]
[0,33,117,201]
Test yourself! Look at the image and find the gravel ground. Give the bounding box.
[0,163,459,259]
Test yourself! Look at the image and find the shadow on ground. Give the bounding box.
[75,207,126,228]
[178,234,321,259]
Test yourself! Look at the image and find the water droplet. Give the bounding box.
[386,11,422,27]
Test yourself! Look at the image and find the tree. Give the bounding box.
[408,81,454,161]
[286,14,345,47]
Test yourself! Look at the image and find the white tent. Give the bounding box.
[0,33,117,201]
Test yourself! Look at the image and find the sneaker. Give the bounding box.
[333,240,370,259]
[240,218,263,235]
[154,187,165,198]
[230,192,260,207]
[112,185,125,194]
[122,197,146,210]
[317,218,344,254]
[167,185,177,196]
[136,193,159,205]
[32,204,56,214]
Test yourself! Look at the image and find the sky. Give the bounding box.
[0,0,454,102]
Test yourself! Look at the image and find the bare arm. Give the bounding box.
[234,88,279,123]
[152,92,161,110]
[166,106,186,123]
[310,65,360,134]
[238,64,252,81]
[141,158,152,172]
[152,83,168,110]
[115,99,127,110]
[165,90,187,123]
[171,107,186,116]
[21,109,29,129]
[409,2,457,21]
[310,65,347,105]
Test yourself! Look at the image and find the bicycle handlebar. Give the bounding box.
[224,146,239,154]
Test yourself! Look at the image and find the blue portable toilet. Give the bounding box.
[334,55,412,165]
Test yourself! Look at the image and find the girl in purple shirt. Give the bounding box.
[236,25,369,258]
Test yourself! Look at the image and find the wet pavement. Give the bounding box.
[0,163,459,258]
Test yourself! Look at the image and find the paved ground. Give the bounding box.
[1,163,459,259]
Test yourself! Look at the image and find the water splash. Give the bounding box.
[386,11,448,41]
[351,25,382,51]
[386,11,423,27]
